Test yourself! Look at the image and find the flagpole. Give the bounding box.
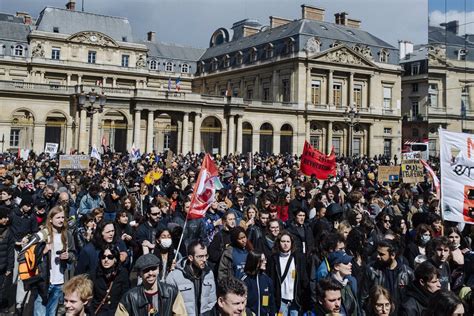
[174,217,188,261]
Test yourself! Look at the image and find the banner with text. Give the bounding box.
[378,166,401,182]
[401,160,424,183]
[440,129,474,224]
[300,141,336,180]
[59,155,90,170]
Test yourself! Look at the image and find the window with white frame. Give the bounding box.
[10,129,20,147]
[384,128,392,134]
[284,38,295,55]
[164,132,171,150]
[150,60,157,70]
[412,100,419,118]
[181,63,189,73]
[383,86,392,109]
[411,62,420,75]
[384,139,392,157]
[250,47,257,62]
[310,136,320,149]
[165,62,173,72]
[88,51,96,64]
[332,138,341,155]
[223,55,230,68]
[265,44,273,59]
[311,80,321,104]
[462,86,470,110]
[211,58,218,71]
[379,49,389,63]
[353,84,362,107]
[333,83,342,106]
[51,48,60,60]
[236,51,243,65]
[121,55,129,67]
[458,49,467,61]
[429,84,438,107]
[353,138,361,156]
[14,45,24,56]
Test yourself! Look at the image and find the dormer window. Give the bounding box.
[284,37,295,54]
[53,27,59,33]
[211,57,218,71]
[236,51,243,65]
[379,49,389,63]
[458,49,468,61]
[181,63,189,73]
[198,61,205,74]
[165,62,173,72]
[264,43,274,59]
[14,45,24,56]
[223,55,230,68]
[330,41,341,48]
[250,47,258,62]
[150,60,157,70]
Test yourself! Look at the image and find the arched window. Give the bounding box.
[250,47,258,62]
[150,60,157,70]
[284,38,295,54]
[14,44,24,56]
[211,58,218,71]
[181,63,189,73]
[223,55,230,68]
[236,51,243,65]
[265,43,274,59]
[165,62,173,72]
[379,49,389,63]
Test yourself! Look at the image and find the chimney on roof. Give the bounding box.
[66,0,76,11]
[347,18,361,29]
[335,12,349,26]
[16,12,32,25]
[270,16,292,28]
[147,31,156,42]
[301,4,325,21]
[399,40,413,60]
[440,20,459,35]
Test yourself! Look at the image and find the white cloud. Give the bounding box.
[429,10,474,35]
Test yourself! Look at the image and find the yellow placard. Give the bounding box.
[401,160,424,183]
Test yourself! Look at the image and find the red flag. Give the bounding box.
[420,159,440,200]
[300,141,336,180]
[188,154,222,219]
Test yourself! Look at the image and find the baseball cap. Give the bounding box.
[328,251,353,267]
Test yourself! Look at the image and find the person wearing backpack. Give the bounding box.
[0,206,14,312]
[34,206,76,316]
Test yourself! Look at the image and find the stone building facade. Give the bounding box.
[0,1,402,157]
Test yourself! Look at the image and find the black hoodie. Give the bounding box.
[399,282,433,316]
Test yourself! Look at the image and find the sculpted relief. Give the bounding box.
[31,43,45,58]
[68,31,118,47]
[321,48,365,66]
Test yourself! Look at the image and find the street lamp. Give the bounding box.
[75,85,107,115]
[343,104,360,157]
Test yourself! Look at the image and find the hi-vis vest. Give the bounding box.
[18,243,44,281]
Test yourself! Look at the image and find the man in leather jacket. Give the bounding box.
[116,254,186,316]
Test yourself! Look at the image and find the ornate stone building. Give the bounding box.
[0,1,402,157]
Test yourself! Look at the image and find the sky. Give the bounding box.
[1,0,427,48]
[429,0,474,35]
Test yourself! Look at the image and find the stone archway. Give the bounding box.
[259,123,273,154]
[10,109,35,150]
[242,122,253,154]
[45,111,68,151]
[280,124,293,154]
[101,110,128,153]
[201,116,222,154]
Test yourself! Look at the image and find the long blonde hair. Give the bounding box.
[47,206,68,252]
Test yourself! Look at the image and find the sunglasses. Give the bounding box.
[142,266,158,273]
[150,212,160,217]
[101,254,115,260]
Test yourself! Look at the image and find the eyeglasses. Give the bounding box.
[142,266,158,273]
[150,212,161,217]
[375,303,391,310]
[101,254,115,260]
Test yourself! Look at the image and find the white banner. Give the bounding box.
[44,143,58,157]
[440,129,474,224]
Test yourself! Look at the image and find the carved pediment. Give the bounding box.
[428,52,452,67]
[314,45,376,67]
[68,31,118,47]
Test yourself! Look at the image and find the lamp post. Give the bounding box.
[343,104,360,157]
[75,85,106,152]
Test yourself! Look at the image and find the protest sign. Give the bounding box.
[402,151,422,160]
[165,150,174,168]
[44,143,58,157]
[440,129,474,224]
[378,166,400,182]
[59,155,90,170]
[401,160,424,183]
[300,141,336,180]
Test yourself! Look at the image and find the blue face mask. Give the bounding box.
[420,235,431,244]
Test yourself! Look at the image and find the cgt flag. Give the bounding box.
[300,141,336,180]
[188,154,223,219]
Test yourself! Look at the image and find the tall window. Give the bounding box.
[429,84,438,107]
[332,138,341,155]
[121,55,129,67]
[379,49,389,63]
[353,84,362,107]
[164,132,171,150]
[51,48,60,60]
[246,88,253,100]
[412,100,419,119]
[10,129,20,147]
[462,86,470,110]
[14,45,24,56]
[411,62,420,75]
[310,136,320,149]
[353,138,361,156]
[384,139,392,157]
[236,51,243,65]
[412,83,418,92]
[88,51,96,64]
[150,60,157,70]
[165,62,173,72]
[265,44,273,59]
[223,55,230,68]
[383,87,392,109]
[458,49,467,61]
[263,85,270,101]
[282,79,290,102]
[333,83,342,106]
[181,64,189,73]
[311,80,321,104]
[250,47,257,62]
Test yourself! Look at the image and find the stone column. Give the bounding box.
[327,121,333,153]
[134,110,141,148]
[252,131,259,154]
[236,115,243,153]
[193,113,201,153]
[66,73,72,86]
[228,114,235,154]
[254,75,260,99]
[182,112,190,154]
[306,67,312,105]
[273,131,280,154]
[78,75,82,85]
[102,77,107,87]
[112,77,117,88]
[33,123,46,153]
[328,70,333,106]
[78,109,88,153]
[146,110,154,153]
[272,69,279,102]
[305,119,310,142]
[90,112,99,148]
[349,72,354,107]
[177,120,182,154]
[369,74,375,109]
[367,123,373,157]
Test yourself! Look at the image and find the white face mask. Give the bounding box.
[160,238,172,249]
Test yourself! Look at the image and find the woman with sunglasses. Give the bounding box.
[91,245,130,316]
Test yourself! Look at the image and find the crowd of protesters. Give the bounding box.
[0,149,473,316]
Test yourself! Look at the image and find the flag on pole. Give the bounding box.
[175,77,181,91]
[167,77,172,91]
[130,143,140,161]
[420,159,440,200]
[188,154,223,219]
[91,145,101,161]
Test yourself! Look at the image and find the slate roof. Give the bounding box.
[142,41,205,61]
[35,7,134,42]
[400,45,428,63]
[201,18,395,60]
[0,12,24,24]
[428,25,474,61]
[0,20,30,42]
